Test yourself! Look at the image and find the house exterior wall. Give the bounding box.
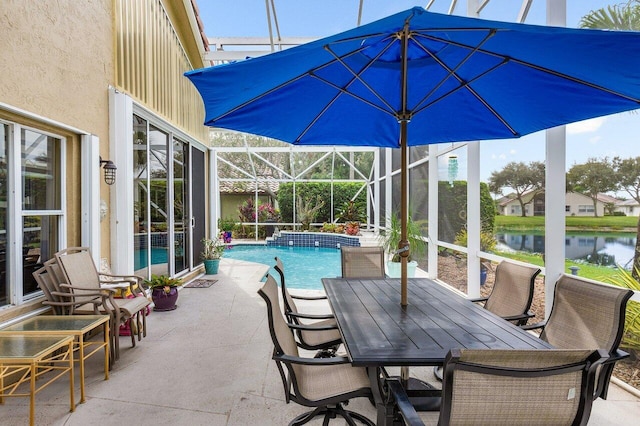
[114,0,207,141]
[565,192,604,217]
[0,0,208,319]
[0,0,113,253]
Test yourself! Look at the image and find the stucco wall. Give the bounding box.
[0,0,114,254]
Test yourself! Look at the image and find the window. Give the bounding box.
[578,205,594,213]
[0,121,65,306]
[565,205,571,212]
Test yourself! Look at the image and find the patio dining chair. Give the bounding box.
[340,246,386,278]
[258,274,374,426]
[52,247,150,361]
[273,257,342,356]
[470,260,541,326]
[522,274,634,400]
[435,260,541,381]
[385,348,607,426]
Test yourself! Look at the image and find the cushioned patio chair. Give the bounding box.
[340,246,386,278]
[52,247,150,360]
[470,260,541,326]
[435,260,542,381]
[258,274,374,426]
[273,257,342,356]
[522,274,634,400]
[386,348,607,426]
[33,265,107,316]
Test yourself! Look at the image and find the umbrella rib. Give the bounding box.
[410,29,497,114]
[413,59,518,136]
[416,32,640,104]
[323,41,398,113]
[294,39,401,140]
[410,30,519,135]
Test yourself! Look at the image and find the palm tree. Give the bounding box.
[579,1,640,30]
[581,1,640,279]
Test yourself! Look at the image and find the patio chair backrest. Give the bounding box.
[340,246,385,278]
[439,348,607,426]
[541,274,633,400]
[32,266,63,315]
[484,260,540,321]
[542,274,632,354]
[55,247,101,290]
[273,256,300,319]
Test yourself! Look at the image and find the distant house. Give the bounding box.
[498,191,618,217]
[615,199,640,217]
[497,191,543,216]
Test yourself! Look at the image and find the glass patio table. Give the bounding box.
[0,335,75,426]
[0,315,110,404]
[322,277,553,425]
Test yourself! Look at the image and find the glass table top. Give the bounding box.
[0,315,109,333]
[0,335,73,359]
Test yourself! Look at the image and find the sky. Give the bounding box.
[195,1,640,190]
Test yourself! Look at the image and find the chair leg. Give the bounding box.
[129,317,136,347]
[141,308,147,338]
[289,404,374,426]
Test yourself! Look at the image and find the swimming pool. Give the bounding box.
[224,245,340,291]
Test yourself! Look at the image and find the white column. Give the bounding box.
[373,148,380,233]
[210,148,219,239]
[80,134,101,264]
[109,88,134,274]
[385,148,392,229]
[545,0,567,318]
[428,144,439,279]
[467,143,481,298]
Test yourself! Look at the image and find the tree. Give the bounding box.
[488,161,545,217]
[580,1,640,30]
[566,158,618,218]
[581,2,640,277]
[614,156,640,279]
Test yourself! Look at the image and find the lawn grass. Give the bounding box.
[495,215,638,231]
[494,250,621,281]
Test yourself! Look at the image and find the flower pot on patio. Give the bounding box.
[204,259,220,275]
[386,260,418,278]
[151,286,179,311]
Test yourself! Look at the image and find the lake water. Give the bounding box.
[496,231,637,269]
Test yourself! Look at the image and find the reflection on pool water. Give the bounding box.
[224,245,340,291]
[135,247,167,271]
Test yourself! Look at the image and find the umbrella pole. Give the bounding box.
[399,20,410,308]
[400,123,409,307]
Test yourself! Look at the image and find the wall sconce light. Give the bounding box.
[99,157,117,185]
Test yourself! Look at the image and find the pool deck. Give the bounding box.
[0,255,638,425]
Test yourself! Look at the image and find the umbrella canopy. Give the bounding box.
[186,7,640,305]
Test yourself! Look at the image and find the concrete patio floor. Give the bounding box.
[2,258,639,425]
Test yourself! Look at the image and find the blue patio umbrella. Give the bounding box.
[186,7,640,306]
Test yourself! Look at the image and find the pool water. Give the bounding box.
[224,245,340,290]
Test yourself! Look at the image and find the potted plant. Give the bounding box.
[217,217,236,243]
[338,200,365,235]
[201,237,226,274]
[145,274,181,311]
[379,212,427,278]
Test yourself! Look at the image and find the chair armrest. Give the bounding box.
[290,293,328,301]
[604,349,630,365]
[385,378,426,426]
[276,354,351,366]
[288,312,335,320]
[520,321,546,331]
[60,283,117,294]
[288,322,338,332]
[468,296,488,303]
[501,312,535,322]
